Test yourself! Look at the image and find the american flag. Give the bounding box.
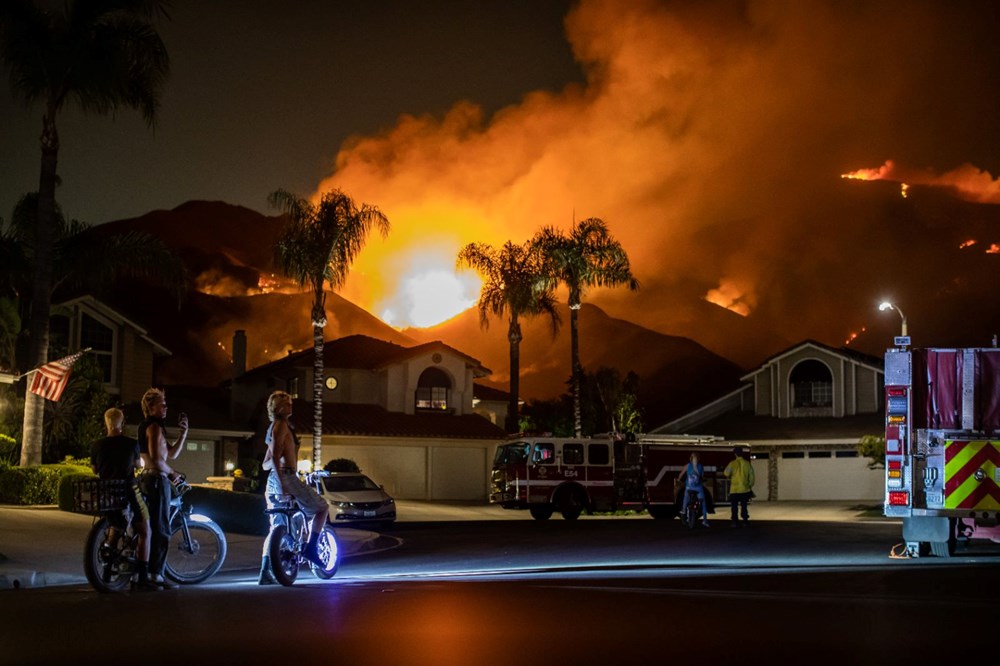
[28,350,87,402]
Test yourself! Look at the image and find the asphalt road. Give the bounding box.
[2,512,998,665]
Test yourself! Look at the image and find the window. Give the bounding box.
[80,312,114,383]
[835,450,858,458]
[781,451,805,459]
[416,367,451,410]
[588,443,610,465]
[790,359,833,408]
[533,443,555,464]
[808,451,831,458]
[287,377,299,398]
[563,444,584,465]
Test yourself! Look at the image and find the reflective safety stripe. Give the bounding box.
[944,440,1000,510]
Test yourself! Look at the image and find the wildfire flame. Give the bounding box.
[844,327,866,345]
[960,239,977,249]
[988,244,1000,254]
[841,160,1000,204]
[704,279,754,317]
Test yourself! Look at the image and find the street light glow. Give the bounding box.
[878,300,908,336]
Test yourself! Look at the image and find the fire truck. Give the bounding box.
[884,344,1000,556]
[490,435,741,520]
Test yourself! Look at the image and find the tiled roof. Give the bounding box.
[287,399,507,440]
[473,383,510,402]
[240,334,489,378]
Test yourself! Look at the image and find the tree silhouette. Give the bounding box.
[457,240,560,433]
[0,0,170,465]
[534,218,638,437]
[270,188,390,470]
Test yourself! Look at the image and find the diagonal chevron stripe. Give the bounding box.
[954,479,1000,510]
[945,441,1000,495]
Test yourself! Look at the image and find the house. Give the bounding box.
[231,333,508,500]
[651,340,885,501]
[49,296,251,482]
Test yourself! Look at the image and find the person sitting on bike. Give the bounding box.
[263,390,329,568]
[677,452,710,527]
[90,407,157,591]
[137,388,189,590]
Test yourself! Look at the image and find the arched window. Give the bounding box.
[790,359,832,408]
[416,367,451,411]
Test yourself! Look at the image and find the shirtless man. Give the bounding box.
[262,390,328,569]
[137,388,189,589]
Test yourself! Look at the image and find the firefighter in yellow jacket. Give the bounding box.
[724,446,755,526]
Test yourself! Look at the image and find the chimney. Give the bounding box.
[232,330,247,378]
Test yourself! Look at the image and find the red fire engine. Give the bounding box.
[884,344,1000,556]
[490,435,741,520]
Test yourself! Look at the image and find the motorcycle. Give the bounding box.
[77,476,227,592]
[265,473,339,586]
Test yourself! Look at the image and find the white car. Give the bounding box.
[313,472,396,525]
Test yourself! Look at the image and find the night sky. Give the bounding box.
[2,0,999,345]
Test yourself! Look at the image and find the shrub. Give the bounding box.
[324,458,360,473]
[58,472,99,512]
[0,462,91,505]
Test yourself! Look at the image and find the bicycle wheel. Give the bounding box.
[310,526,340,580]
[83,517,133,593]
[268,524,299,586]
[164,516,227,584]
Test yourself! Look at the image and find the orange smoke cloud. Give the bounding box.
[842,159,1000,204]
[307,0,998,342]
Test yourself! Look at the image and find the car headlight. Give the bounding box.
[329,501,351,509]
[382,498,394,506]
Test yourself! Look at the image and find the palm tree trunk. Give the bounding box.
[312,320,324,472]
[20,111,59,467]
[506,317,522,434]
[570,303,582,438]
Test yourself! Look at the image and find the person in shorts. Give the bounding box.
[263,391,328,568]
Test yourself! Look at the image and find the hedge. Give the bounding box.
[0,463,93,505]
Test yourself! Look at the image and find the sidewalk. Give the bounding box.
[0,500,883,590]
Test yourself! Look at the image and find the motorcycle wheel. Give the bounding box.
[310,526,340,580]
[268,524,299,586]
[684,502,697,530]
[83,517,133,593]
[164,516,227,584]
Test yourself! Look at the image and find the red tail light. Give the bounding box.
[888,491,909,506]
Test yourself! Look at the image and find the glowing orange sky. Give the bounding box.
[301,0,1000,336]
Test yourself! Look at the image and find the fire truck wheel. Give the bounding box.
[529,504,554,521]
[556,488,585,521]
[648,506,677,520]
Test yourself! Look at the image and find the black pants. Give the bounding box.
[140,473,172,576]
[730,491,752,523]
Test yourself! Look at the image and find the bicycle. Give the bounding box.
[265,476,340,586]
[77,476,228,592]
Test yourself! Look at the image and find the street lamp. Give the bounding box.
[879,301,908,337]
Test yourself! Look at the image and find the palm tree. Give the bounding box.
[457,240,560,433]
[534,218,639,437]
[270,188,390,470]
[0,0,170,466]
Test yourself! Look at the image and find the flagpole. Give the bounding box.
[16,348,92,381]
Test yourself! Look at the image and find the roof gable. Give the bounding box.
[742,339,883,381]
[239,334,490,380]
